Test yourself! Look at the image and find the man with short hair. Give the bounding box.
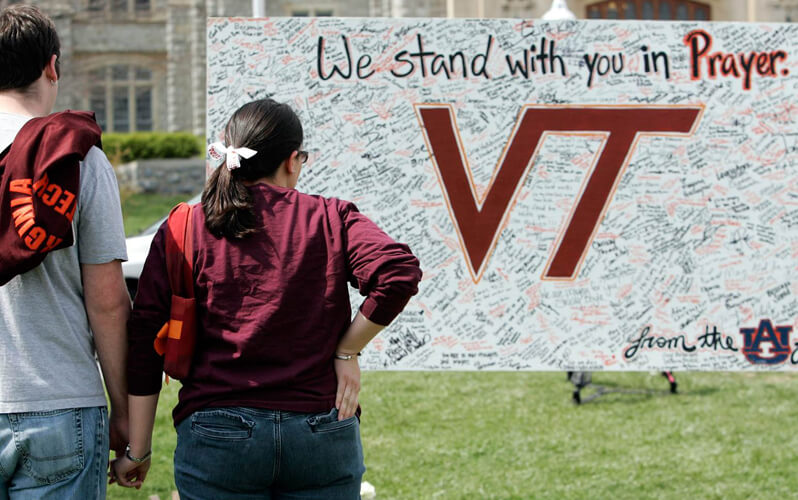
[0,5,130,498]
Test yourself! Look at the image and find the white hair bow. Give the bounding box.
[207,142,258,171]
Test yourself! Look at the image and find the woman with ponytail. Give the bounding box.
[116,98,422,499]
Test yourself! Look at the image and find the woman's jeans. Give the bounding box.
[0,407,109,500]
[175,407,365,500]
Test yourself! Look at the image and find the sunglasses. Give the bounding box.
[297,150,309,164]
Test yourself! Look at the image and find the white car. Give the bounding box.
[122,194,200,298]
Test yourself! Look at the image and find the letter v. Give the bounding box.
[416,104,544,283]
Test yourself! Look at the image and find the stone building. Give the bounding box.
[0,0,368,135]
[1,0,791,135]
[374,0,797,21]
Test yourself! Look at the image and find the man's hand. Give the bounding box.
[334,357,360,420]
[109,412,129,456]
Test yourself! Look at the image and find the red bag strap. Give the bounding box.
[164,202,194,298]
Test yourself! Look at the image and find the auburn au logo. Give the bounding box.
[415,104,704,283]
[740,319,793,365]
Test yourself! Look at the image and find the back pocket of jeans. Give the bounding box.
[191,409,254,440]
[16,409,84,485]
[306,408,357,434]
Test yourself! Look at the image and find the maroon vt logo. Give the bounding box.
[415,104,703,283]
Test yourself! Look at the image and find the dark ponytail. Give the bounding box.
[202,98,303,239]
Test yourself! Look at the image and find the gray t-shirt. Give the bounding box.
[0,112,128,413]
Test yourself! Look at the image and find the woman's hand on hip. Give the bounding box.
[334,357,361,420]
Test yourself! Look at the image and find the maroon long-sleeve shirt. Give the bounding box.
[127,183,422,424]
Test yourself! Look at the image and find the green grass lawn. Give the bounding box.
[108,372,798,500]
[121,192,188,236]
[112,193,798,500]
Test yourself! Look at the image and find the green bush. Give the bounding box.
[103,132,203,164]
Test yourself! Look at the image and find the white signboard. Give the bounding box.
[207,18,798,371]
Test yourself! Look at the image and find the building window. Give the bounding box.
[86,65,154,132]
[585,0,710,20]
[501,0,536,17]
[774,0,798,21]
[607,1,618,18]
[290,7,334,16]
[83,0,150,17]
[642,0,655,18]
[658,1,671,18]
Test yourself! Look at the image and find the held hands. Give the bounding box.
[334,355,361,421]
[110,394,159,489]
[109,447,151,489]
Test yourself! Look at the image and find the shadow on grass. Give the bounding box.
[569,382,719,406]
[574,387,672,405]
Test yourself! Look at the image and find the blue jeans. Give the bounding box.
[175,407,365,499]
[0,406,108,500]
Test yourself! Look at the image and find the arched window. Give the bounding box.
[87,65,154,132]
[585,0,711,20]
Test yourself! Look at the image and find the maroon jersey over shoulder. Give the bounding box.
[128,182,422,425]
[0,111,101,285]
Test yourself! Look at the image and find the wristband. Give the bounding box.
[335,352,360,360]
[125,444,152,463]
